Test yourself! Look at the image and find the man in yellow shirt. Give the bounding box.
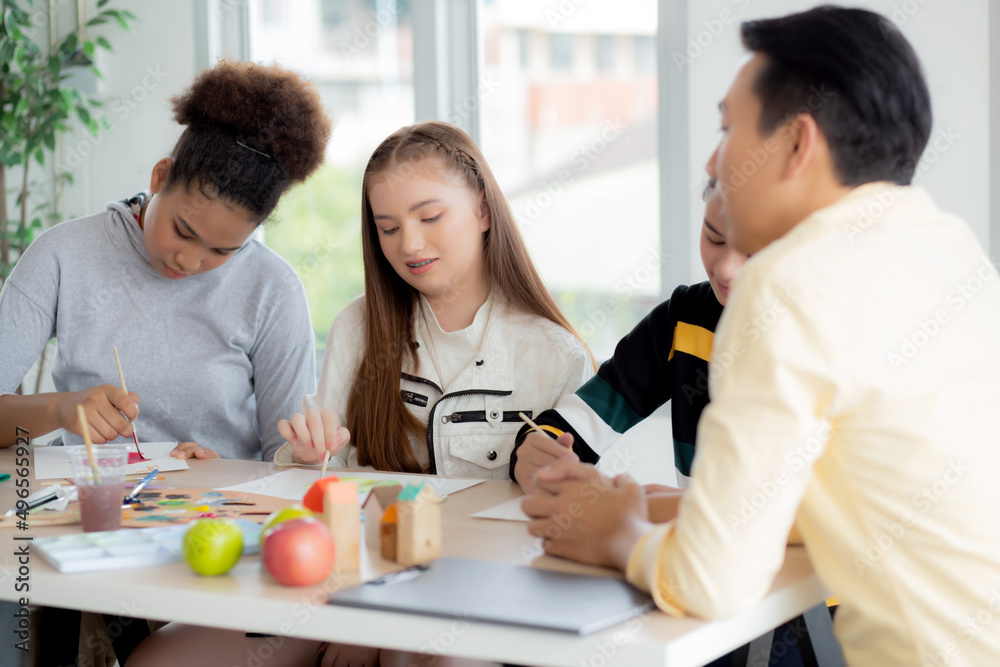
[522,6,1000,666]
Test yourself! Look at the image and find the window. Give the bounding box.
[634,35,656,73]
[595,35,615,72]
[480,1,659,359]
[518,29,531,70]
[549,33,575,72]
[248,0,415,359]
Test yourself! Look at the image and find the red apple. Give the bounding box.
[303,476,340,513]
[262,517,336,586]
[259,504,314,548]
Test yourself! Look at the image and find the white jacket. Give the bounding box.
[274,294,592,478]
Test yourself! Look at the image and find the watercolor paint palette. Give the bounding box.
[33,519,263,573]
[121,487,289,527]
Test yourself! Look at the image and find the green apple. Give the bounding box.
[259,505,314,548]
[183,519,243,576]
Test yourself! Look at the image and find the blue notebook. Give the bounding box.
[328,557,655,635]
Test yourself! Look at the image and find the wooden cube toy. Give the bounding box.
[322,481,360,573]
[363,484,402,551]
[395,483,442,566]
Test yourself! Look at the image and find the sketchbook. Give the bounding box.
[327,557,655,635]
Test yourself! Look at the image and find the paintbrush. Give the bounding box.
[320,450,331,479]
[77,404,102,484]
[518,412,557,440]
[113,347,145,459]
[123,467,159,505]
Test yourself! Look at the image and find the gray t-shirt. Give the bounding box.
[0,197,316,460]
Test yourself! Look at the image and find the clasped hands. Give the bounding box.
[518,431,652,571]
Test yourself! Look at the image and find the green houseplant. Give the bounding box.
[0,0,134,288]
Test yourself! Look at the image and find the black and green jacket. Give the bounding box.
[509,282,723,483]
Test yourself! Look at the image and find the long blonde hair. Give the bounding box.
[346,121,593,472]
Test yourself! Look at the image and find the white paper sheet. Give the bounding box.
[216,468,483,502]
[469,495,529,522]
[32,442,189,480]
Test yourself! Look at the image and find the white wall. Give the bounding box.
[58,0,199,220]
[683,0,990,284]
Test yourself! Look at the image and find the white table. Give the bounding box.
[0,450,832,667]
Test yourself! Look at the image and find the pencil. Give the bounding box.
[113,347,144,458]
[77,404,102,484]
[518,412,556,439]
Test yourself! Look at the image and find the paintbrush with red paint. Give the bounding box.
[113,347,147,462]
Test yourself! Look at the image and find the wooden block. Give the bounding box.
[363,484,402,550]
[323,481,360,573]
[380,504,398,561]
[396,483,442,566]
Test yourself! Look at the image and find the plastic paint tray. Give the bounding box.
[33,519,262,573]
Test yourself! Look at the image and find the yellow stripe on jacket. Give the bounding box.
[667,322,714,363]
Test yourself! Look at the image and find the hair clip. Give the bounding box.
[236,140,272,159]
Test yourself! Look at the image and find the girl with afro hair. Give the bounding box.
[0,60,331,462]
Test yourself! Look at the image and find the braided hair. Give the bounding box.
[347,121,594,473]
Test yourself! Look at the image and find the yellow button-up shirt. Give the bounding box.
[627,183,1000,666]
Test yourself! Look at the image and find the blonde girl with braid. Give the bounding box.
[273,120,595,479]
[130,121,593,667]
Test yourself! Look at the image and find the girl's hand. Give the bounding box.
[317,642,380,667]
[277,407,351,465]
[56,385,140,443]
[513,431,578,493]
[170,442,220,459]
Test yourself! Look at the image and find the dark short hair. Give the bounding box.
[741,5,932,186]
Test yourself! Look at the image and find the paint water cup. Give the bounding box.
[67,445,128,532]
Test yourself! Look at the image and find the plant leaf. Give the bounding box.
[82,40,95,60]
[0,39,15,63]
[95,36,112,51]
[34,148,44,167]
[60,32,78,55]
[14,97,29,117]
